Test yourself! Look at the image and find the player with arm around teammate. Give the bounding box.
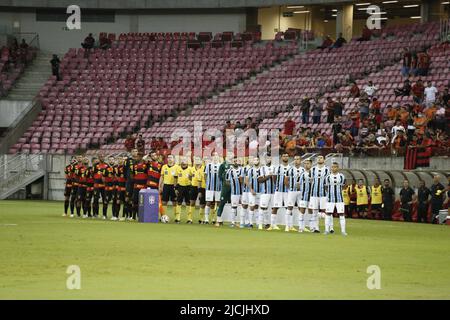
[324,162,347,235]
[284,155,304,232]
[257,155,274,230]
[225,156,243,227]
[297,159,313,233]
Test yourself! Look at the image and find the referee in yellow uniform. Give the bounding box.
[159,154,179,218]
[189,157,204,224]
[370,179,383,219]
[175,158,194,223]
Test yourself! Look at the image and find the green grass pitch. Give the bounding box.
[0,200,449,300]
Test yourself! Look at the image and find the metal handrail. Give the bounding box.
[0,153,44,183]
[11,32,40,50]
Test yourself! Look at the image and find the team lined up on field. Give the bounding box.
[63,149,355,235]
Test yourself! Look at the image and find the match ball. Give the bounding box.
[160,215,170,223]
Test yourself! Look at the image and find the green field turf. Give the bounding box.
[0,200,449,300]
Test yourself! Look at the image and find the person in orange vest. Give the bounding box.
[348,180,357,218]
[355,179,370,219]
[342,181,351,218]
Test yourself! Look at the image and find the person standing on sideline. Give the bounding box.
[430,175,445,223]
[417,180,431,223]
[399,180,415,222]
[381,179,395,220]
[370,179,383,219]
[355,179,370,219]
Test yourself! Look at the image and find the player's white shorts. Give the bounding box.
[298,200,309,209]
[205,190,221,202]
[231,194,241,207]
[248,193,261,207]
[326,202,345,214]
[308,196,327,210]
[273,191,288,208]
[259,193,272,208]
[241,192,249,205]
[287,191,301,207]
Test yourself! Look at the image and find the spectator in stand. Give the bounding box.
[224,120,235,132]
[283,117,296,136]
[349,111,360,137]
[50,54,61,81]
[424,81,438,107]
[417,180,431,223]
[440,87,449,107]
[332,116,342,145]
[150,138,159,151]
[99,35,111,50]
[326,97,335,123]
[136,134,145,154]
[81,33,95,50]
[358,93,370,121]
[349,81,360,98]
[331,32,346,49]
[363,81,378,98]
[394,79,411,97]
[411,79,425,105]
[381,179,395,220]
[401,47,412,77]
[234,121,243,130]
[300,96,310,124]
[158,137,168,150]
[124,134,136,153]
[392,130,407,155]
[358,26,372,42]
[334,97,343,118]
[417,49,430,76]
[434,105,446,131]
[410,52,418,76]
[399,180,415,222]
[311,98,322,124]
[317,35,333,50]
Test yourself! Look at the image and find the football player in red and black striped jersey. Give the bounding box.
[131,152,149,220]
[75,157,90,218]
[92,153,109,219]
[69,154,84,217]
[114,156,128,220]
[102,155,116,220]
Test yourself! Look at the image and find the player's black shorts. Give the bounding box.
[162,184,176,202]
[116,190,126,202]
[94,187,105,201]
[371,204,382,211]
[357,205,367,212]
[77,186,87,200]
[64,185,72,197]
[198,187,206,206]
[105,189,115,202]
[190,186,199,201]
[70,186,79,200]
[177,185,191,204]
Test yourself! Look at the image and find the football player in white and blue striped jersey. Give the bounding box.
[324,162,347,235]
[239,157,252,228]
[298,159,313,232]
[308,155,330,233]
[270,152,290,231]
[245,157,262,229]
[204,152,222,224]
[225,156,243,227]
[284,155,304,232]
[257,156,274,230]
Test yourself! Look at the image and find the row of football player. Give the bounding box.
[63,150,347,234]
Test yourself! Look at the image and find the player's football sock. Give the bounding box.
[258,209,264,226]
[210,206,217,223]
[199,207,205,223]
[248,209,254,226]
[70,200,75,215]
[76,205,81,217]
[286,209,292,228]
[289,213,294,229]
[240,207,246,225]
[270,213,277,226]
[187,206,193,221]
[204,206,210,223]
[92,203,99,216]
[64,200,69,214]
[298,213,304,230]
[231,207,237,224]
[329,215,334,231]
[324,215,330,232]
[103,204,108,217]
[311,210,319,230]
[339,215,346,233]
[175,205,181,221]
[304,212,311,229]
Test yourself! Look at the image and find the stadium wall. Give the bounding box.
[0,10,247,53]
[0,100,31,128]
[40,155,450,201]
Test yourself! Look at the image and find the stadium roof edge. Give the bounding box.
[0,0,357,10]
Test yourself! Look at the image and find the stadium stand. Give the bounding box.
[8,32,295,154]
[97,22,444,154]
